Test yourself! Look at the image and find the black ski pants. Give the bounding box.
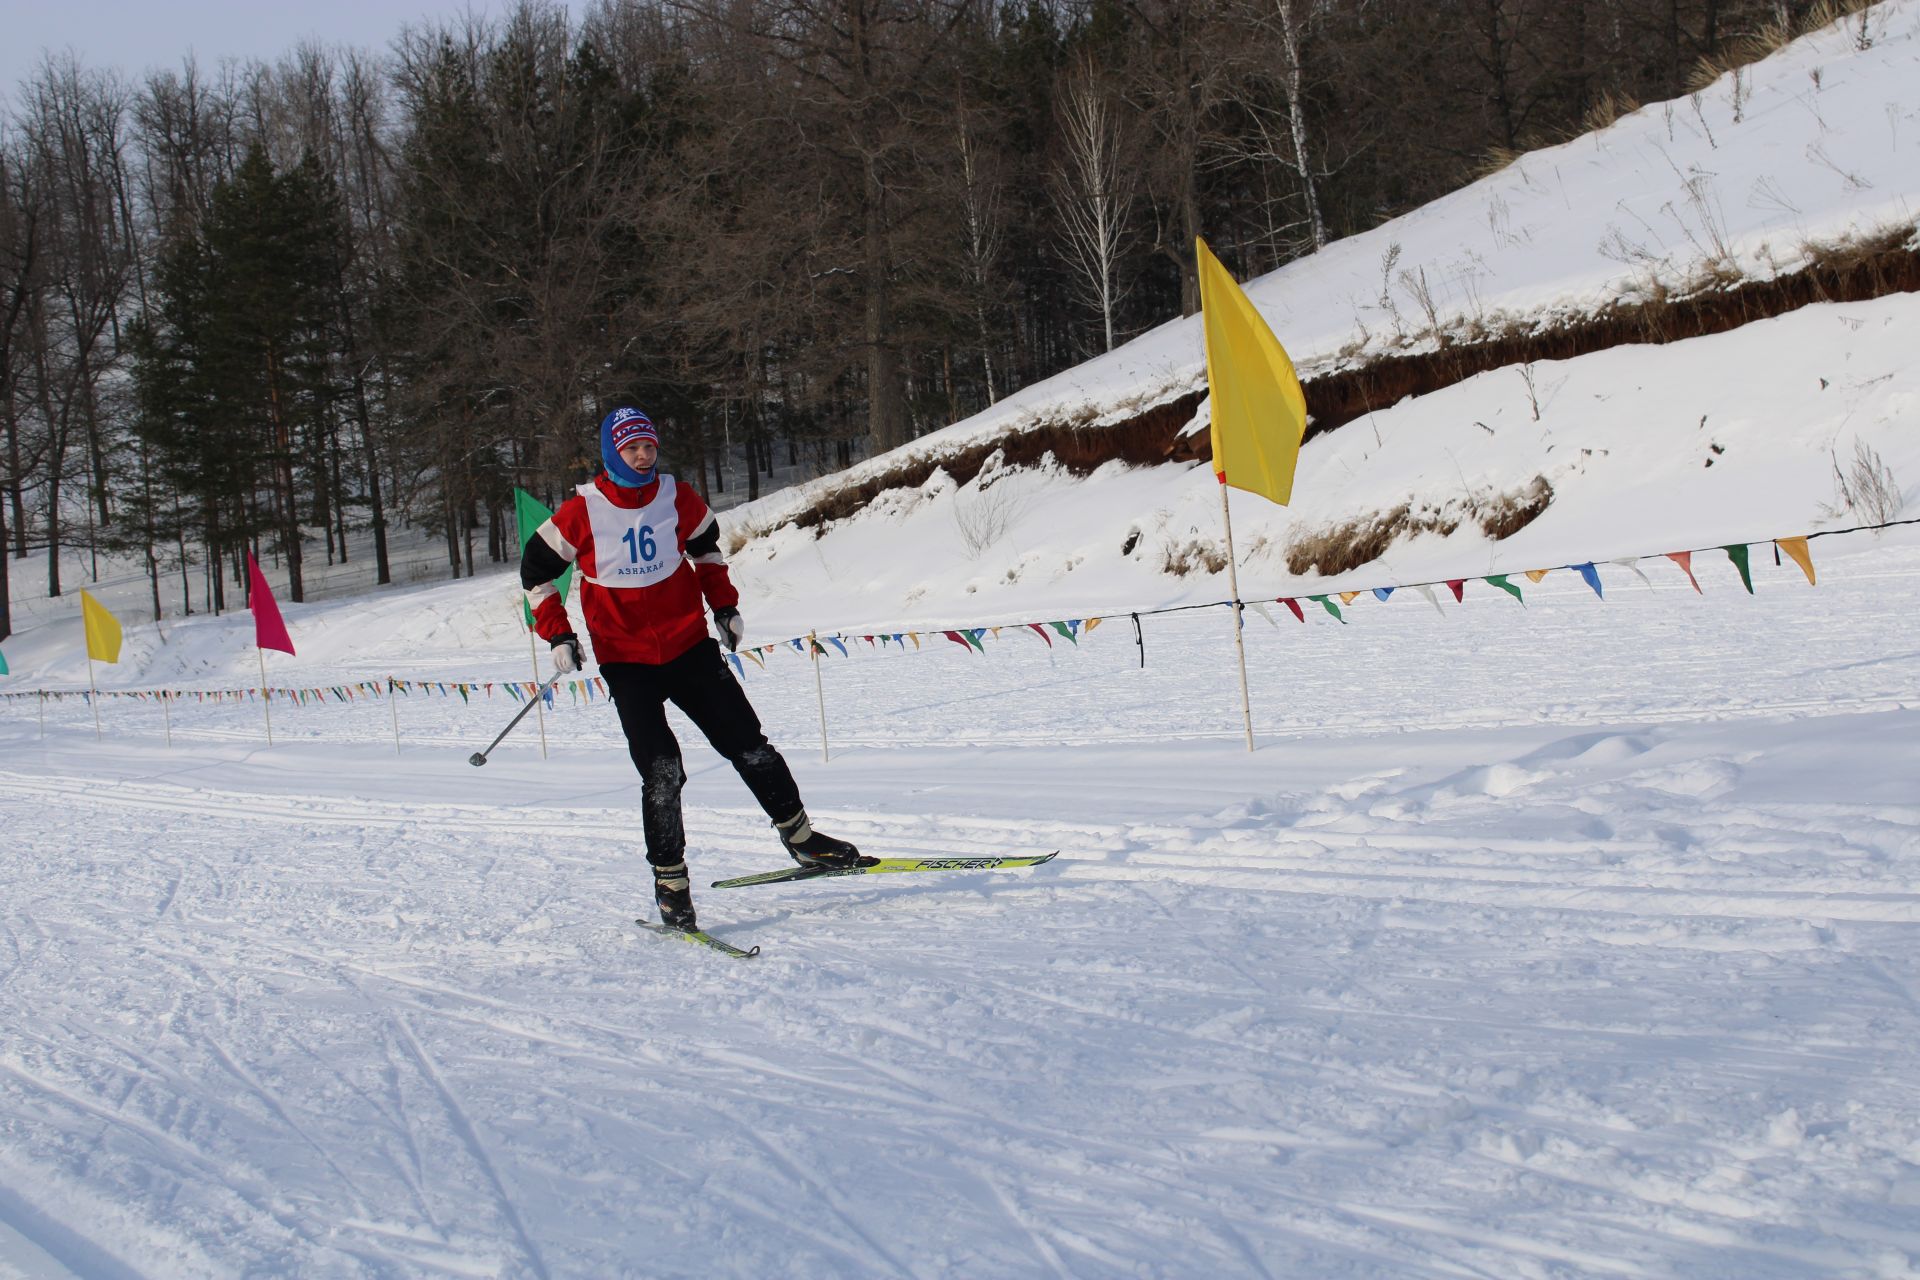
[600,638,803,868]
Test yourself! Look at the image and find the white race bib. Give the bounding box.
[579,476,684,589]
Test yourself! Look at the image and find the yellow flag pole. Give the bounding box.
[1218,482,1256,752]
[88,654,102,740]
[259,647,274,746]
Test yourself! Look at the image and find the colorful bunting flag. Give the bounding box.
[1573,562,1603,599]
[1667,551,1702,593]
[1413,584,1445,615]
[1372,587,1394,602]
[1308,594,1344,622]
[1525,569,1550,583]
[1776,536,1816,585]
[1484,574,1524,604]
[1446,580,1465,603]
[1278,597,1305,622]
[1723,544,1754,594]
[1613,557,1653,588]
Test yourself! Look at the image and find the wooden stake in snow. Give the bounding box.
[162,689,172,747]
[528,630,549,760]
[87,656,102,741]
[1220,483,1256,753]
[389,676,401,754]
[810,629,830,763]
[258,648,274,746]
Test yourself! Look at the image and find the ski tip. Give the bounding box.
[635,919,762,958]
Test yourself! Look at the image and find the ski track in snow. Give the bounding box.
[5,549,1920,1278]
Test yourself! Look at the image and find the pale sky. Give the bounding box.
[0,0,514,107]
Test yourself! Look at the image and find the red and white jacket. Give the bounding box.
[520,472,737,666]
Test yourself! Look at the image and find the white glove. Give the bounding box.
[551,634,584,674]
[712,607,745,653]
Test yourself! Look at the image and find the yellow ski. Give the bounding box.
[712,851,1057,890]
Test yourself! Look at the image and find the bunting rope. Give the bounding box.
[3,513,1914,704]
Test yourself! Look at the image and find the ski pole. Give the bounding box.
[469,672,566,766]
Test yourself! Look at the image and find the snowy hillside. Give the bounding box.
[710,0,1920,637]
[3,8,1920,1279]
[753,0,1920,504]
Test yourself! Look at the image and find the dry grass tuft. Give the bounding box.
[1282,479,1552,577]
[1581,88,1641,135]
[1472,145,1525,181]
[1689,0,1881,90]
[1477,477,1555,541]
[1285,505,1460,577]
[1160,537,1229,578]
[723,512,773,557]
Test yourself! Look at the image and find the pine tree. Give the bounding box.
[129,145,343,608]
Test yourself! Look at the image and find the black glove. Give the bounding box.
[550,632,584,674]
[712,607,745,653]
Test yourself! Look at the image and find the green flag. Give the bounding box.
[514,488,573,627]
[1485,574,1525,604]
[1722,544,1754,594]
[0,647,9,676]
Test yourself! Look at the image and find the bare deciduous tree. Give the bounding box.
[1050,55,1136,354]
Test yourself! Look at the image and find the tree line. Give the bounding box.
[0,0,1829,639]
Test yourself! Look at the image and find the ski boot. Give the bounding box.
[775,810,875,870]
[653,861,698,931]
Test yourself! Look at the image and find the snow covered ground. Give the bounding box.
[4,531,1920,1278]
[4,6,1919,1276]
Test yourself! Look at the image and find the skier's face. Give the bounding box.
[618,438,658,472]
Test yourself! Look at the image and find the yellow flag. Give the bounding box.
[1197,237,1308,506]
[1776,536,1816,585]
[81,589,123,663]
[1525,569,1550,583]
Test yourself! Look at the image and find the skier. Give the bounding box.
[520,401,867,931]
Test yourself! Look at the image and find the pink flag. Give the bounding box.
[1665,551,1703,594]
[246,553,296,654]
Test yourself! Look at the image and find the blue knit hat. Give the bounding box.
[600,406,659,487]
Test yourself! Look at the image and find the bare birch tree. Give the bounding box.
[1050,55,1136,354]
